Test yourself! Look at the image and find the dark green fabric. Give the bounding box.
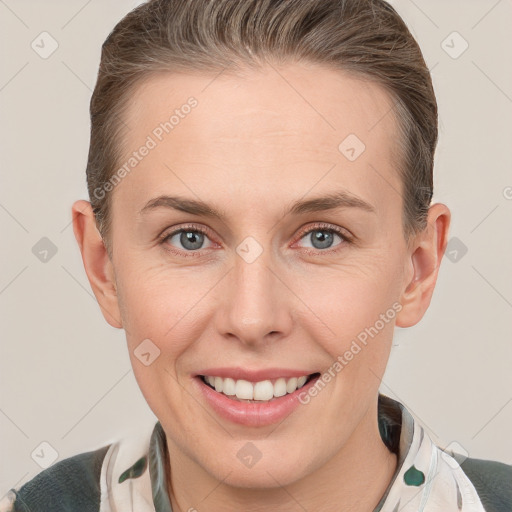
[149,422,174,512]
[457,454,512,512]
[11,444,110,512]
[378,393,403,455]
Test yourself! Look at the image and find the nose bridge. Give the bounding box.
[218,235,292,344]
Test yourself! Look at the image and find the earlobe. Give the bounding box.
[71,200,123,329]
[395,203,451,328]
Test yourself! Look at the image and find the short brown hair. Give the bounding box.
[86,0,437,257]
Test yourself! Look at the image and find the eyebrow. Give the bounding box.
[138,190,376,220]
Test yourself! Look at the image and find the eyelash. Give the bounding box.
[158,222,354,258]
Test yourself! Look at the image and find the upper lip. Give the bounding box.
[197,367,317,382]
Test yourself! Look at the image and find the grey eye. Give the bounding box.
[167,230,211,251]
[300,229,343,250]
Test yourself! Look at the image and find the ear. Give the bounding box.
[395,203,451,328]
[71,200,123,329]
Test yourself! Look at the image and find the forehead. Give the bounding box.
[124,62,398,147]
[115,62,402,215]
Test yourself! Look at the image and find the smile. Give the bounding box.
[194,371,322,427]
[200,374,318,402]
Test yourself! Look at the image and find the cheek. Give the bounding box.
[297,258,399,323]
[115,257,205,334]
[294,259,402,369]
[117,265,203,420]
[115,241,404,358]
[115,277,198,401]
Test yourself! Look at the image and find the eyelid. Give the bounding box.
[158,223,217,258]
[160,223,215,241]
[159,221,354,256]
[293,221,354,245]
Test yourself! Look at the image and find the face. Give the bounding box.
[85,62,426,488]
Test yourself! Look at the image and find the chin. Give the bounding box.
[205,446,316,490]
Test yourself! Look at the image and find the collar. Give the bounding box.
[101,394,486,512]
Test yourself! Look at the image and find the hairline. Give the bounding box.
[98,62,415,259]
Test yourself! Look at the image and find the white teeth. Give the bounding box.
[203,374,313,401]
[222,377,236,395]
[214,376,223,393]
[273,378,287,397]
[235,379,254,400]
[286,377,298,393]
[297,376,307,388]
[253,380,274,401]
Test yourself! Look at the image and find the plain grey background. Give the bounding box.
[1,0,511,497]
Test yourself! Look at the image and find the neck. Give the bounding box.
[166,398,398,512]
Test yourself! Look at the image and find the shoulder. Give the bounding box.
[2,444,111,512]
[456,454,512,512]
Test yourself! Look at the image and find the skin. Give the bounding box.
[72,61,450,512]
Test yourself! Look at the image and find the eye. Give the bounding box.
[160,224,215,256]
[295,223,352,253]
[159,222,353,258]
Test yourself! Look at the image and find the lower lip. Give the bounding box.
[194,374,320,427]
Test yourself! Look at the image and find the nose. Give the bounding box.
[215,245,293,348]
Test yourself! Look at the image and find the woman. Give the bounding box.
[3,0,510,511]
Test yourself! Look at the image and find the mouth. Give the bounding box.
[198,372,321,403]
[194,370,323,426]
